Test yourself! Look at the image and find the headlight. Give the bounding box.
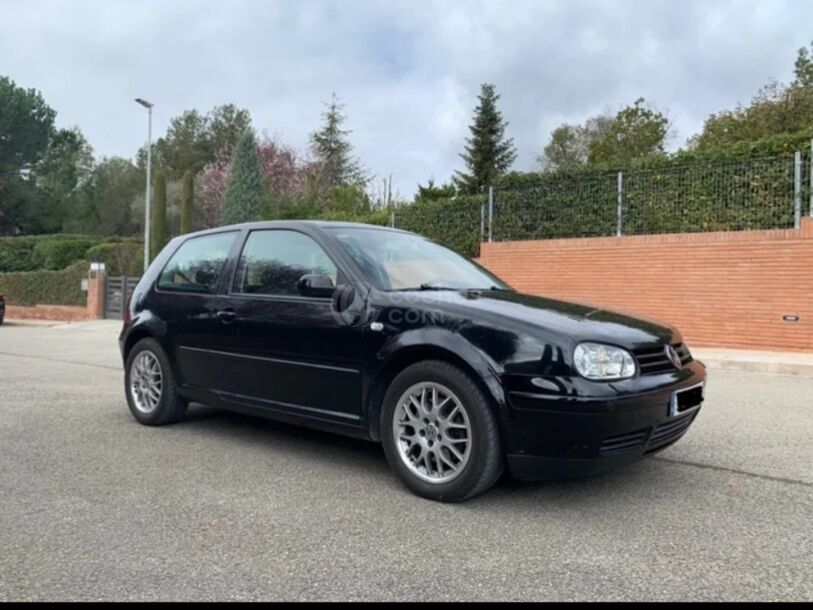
[573,342,636,380]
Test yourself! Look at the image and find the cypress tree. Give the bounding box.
[180,169,194,234]
[222,130,264,225]
[454,83,517,194]
[310,92,364,188]
[150,170,168,260]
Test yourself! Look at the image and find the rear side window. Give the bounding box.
[233,230,338,296]
[157,232,237,294]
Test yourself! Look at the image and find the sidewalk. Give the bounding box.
[693,347,813,377]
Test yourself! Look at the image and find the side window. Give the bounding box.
[157,232,237,293]
[233,230,338,296]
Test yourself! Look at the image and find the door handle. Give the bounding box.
[215,308,236,323]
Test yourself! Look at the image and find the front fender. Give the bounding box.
[378,326,500,379]
[370,327,510,440]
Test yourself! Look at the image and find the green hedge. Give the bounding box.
[31,238,99,270]
[0,234,143,273]
[0,260,89,306]
[492,154,800,240]
[394,194,486,257]
[85,242,144,276]
[0,236,41,273]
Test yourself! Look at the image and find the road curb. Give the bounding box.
[694,350,813,377]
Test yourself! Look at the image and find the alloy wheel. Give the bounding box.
[130,351,163,415]
[392,381,472,484]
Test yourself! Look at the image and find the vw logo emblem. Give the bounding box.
[666,345,682,369]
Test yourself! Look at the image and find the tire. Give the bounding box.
[124,338,187,426]
[381,360,503,502]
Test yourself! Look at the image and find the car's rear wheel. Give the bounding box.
[124,338,187,426]
[381,360,503,502]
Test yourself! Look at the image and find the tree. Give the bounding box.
[0,76,56,234]
[154,109,211,178]
[539,115,613,172]
[588,98,669,166]
[150,170,168,259]
[198,137,302,228]
[691,82,813,150]
[35,127,94,231]
[689,43,813,151]
[310,92,364,189]
[65,157,140,235]
[137,104,253,179]
[208,104,252,159]
[416,179,456,203]
[794,40,813,87]
[197,157,230,229]
[180,170,194,234]
[222,131,264,225]
[455,83,517,194]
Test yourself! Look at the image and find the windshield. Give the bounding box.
[328,227,511,291]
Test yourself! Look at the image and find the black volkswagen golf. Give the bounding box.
[120,221,705,502]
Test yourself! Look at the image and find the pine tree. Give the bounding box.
[180,169,194,234]
[150,170,168,260]
[794,40,813,87]
[310,92,364,188]
[455,83,517,194]
[222,130,264,225]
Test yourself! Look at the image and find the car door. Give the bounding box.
[208,228,366,423]
[149,230,240,391]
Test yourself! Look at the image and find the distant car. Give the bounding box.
[119,221,706,502]
[0,294,5,325]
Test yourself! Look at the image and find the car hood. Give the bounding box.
[384,289,678,349]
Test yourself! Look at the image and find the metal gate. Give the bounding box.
[105,276,141,320]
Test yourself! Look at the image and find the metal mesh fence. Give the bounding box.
[392,195,486,257]
[493,172,618,241]
[495,153,806,240]
[393,152,812,258]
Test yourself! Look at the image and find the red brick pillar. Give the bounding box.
[86,266,106,319]
[801,216,813,238]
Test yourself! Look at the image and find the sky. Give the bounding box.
[1,0,812,198]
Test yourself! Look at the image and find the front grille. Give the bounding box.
[599,428,649,455]
[598,412,698,457]
[633,343,693,375]
[646,412,697,452]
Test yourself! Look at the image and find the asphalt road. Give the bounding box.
[1,320,811,601]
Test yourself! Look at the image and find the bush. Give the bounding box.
[0,236,40,272]
[0,260,88,306]
[85,242,144,276]
[0,234,142,273]
[31,238,98,270]
[490,153,800,240]
[394,194,486,257]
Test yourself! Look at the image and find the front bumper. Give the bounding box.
[502,362,706,481]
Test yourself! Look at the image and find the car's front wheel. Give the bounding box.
[124,338,187,426]
[381,360,503,502]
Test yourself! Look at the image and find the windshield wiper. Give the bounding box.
[389,284,459,292]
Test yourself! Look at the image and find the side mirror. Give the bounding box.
[298,274,335,298]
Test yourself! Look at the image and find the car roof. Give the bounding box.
[180,219,413,239]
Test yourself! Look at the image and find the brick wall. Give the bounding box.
[4,270,105,323]
[478,217,813,352]
[5,304,91,322]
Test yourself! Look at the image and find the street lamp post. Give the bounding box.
[135,98,154,271]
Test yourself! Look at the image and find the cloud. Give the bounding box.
[1,0,811,197]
